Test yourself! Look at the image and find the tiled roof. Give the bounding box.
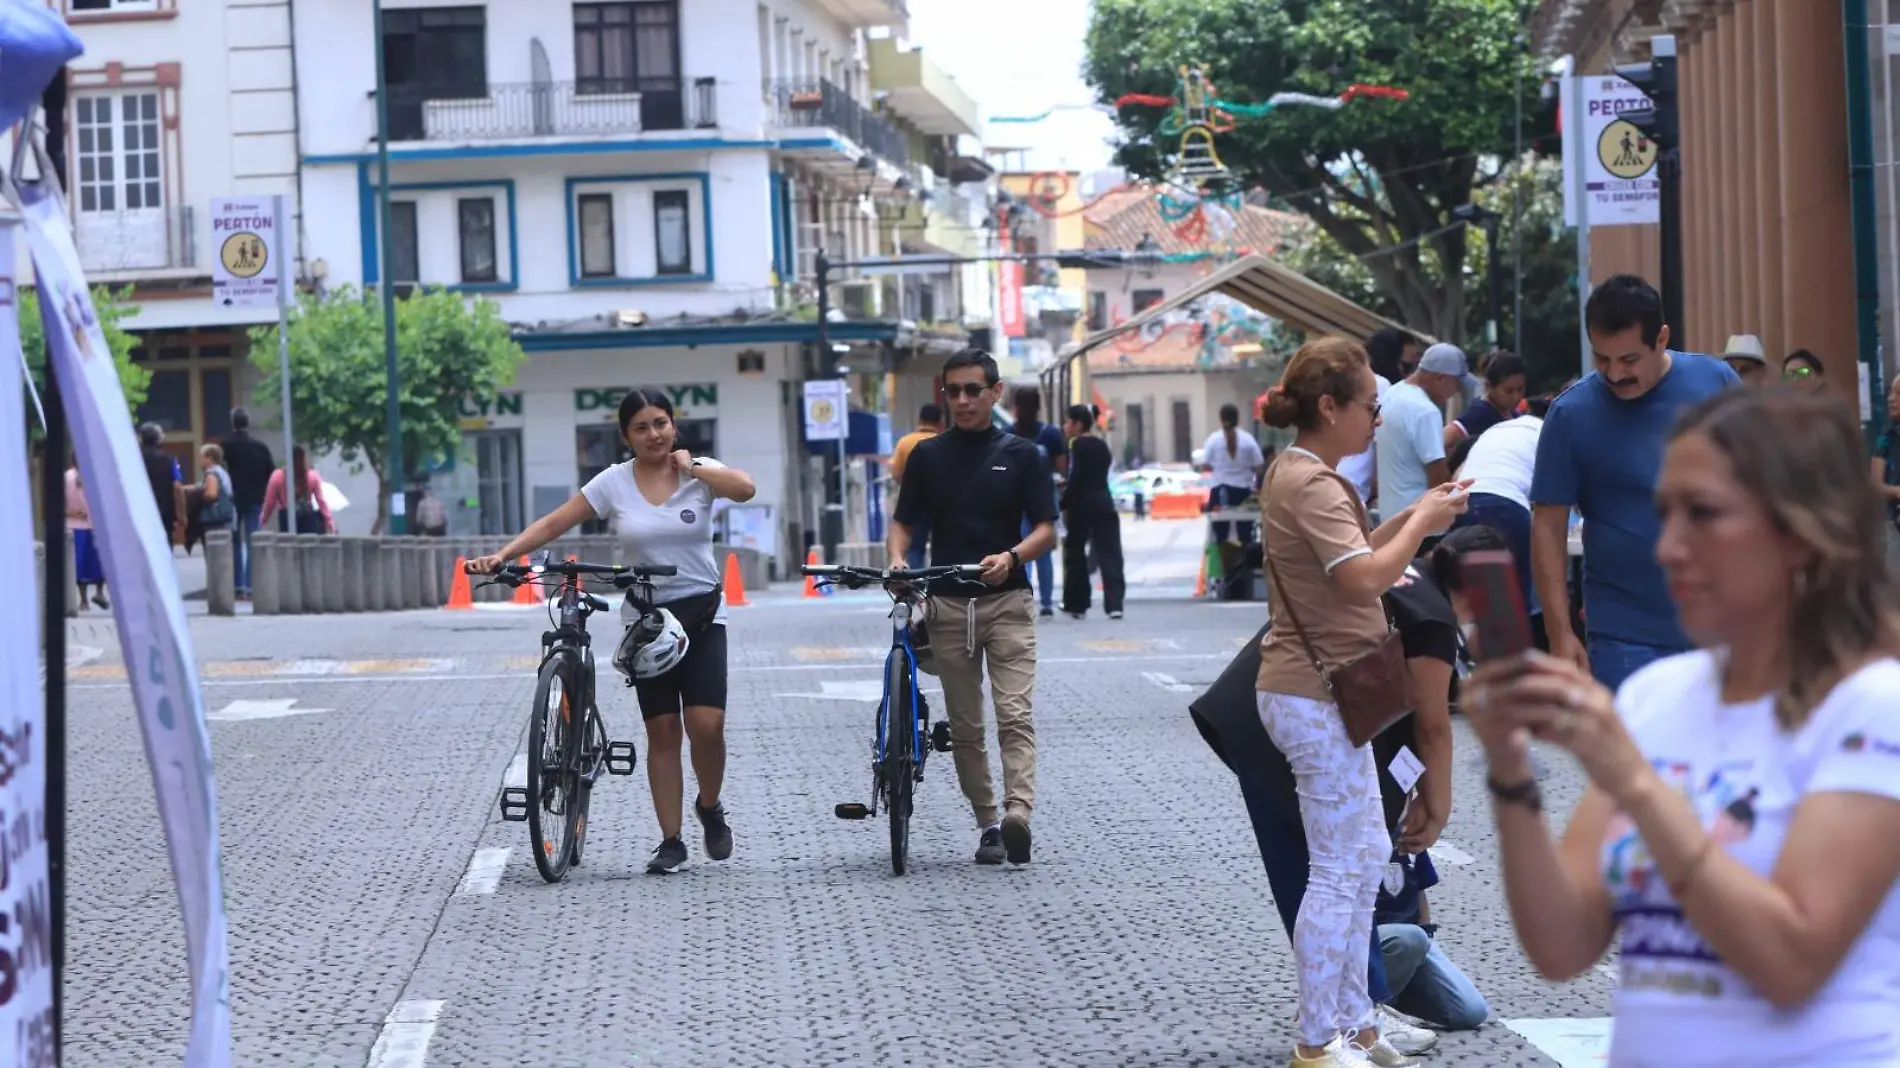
[1086,321,1251,372]
[1082,183,1303,258]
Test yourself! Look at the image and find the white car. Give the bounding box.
[1111,468,1208,512]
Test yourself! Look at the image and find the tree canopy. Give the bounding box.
[21,284,148,424]
[248,286,525,532]
[1084,0,1542,342]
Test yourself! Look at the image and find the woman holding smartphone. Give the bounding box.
[1465,388,1900,1066]
[1255,336,1469,1068]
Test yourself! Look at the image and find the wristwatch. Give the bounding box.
[686,458,704,478]
[1486,775,1543,813]
[1008,548,1022,569]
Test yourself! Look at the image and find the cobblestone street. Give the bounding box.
[62,521,1612,1067]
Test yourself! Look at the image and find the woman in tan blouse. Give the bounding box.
[1256,336,1469,1068]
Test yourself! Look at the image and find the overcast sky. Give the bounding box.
[901,0,1120,174]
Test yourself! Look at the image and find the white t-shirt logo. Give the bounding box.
[680,508,696,524]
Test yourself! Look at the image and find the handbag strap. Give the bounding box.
[1261,455,1396,688]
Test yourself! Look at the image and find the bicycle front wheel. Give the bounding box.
[884,652,915,876]
[570,707,607,868]
[527,656,584,883]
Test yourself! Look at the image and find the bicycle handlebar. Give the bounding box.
[471,559,678,588]
[801,563,987,589]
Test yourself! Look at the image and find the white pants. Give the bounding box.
[1257,690,1389,1048]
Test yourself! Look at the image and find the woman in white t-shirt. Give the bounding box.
[1464,388,1900,1067]
[472,387,757,875]
[1201,403,1266,544]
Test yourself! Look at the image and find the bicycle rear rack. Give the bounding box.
[499,787,529,822]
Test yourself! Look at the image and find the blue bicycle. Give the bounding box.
[802,563,985,874]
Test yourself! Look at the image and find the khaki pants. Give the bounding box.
[929,589,1038,827]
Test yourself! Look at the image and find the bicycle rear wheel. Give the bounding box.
[527,656,583,883]
[884,652,915,876]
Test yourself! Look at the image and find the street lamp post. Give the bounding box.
[372,0,406,533]
[1453,203,1505,347]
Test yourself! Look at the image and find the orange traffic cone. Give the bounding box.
[446,557,474,610]
[1193,553,1208,598]
[802,548,822,598]
[722,551,750,607]
[512,555,539,605]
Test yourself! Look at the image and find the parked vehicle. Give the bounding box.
[1111,467,1211,513]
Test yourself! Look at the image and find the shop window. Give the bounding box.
[201,369,233,438]
[138,369,191,431]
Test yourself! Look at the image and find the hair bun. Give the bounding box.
[1260,388,1301,429]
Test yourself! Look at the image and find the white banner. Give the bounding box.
[1561,74,1660,228]
[209,196,282,309]
[20,187,232,1067]
[0,224,56,1062]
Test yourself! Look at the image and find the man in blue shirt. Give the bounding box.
[1529,274,1739,690]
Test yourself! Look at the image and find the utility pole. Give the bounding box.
[1617,34,1682,348]
[1512,31,1526,351]
[814,248,841,563]
[372,0,406,533]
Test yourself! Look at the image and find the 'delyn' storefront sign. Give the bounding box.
[575,383,719,420]
[457,391,523,430]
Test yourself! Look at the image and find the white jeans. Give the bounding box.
[1257,690,1388,1048]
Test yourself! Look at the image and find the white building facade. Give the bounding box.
[289,0,954,561]
[50,0,301,477]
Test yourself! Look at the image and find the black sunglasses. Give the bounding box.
[943,382,992,400]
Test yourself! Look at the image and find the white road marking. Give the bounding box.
[68,652,1237,691]
[1141,671,1195,694]
[1428,840,1475,866]
[457,848,511,895]
[207,698,331,722]
[504,754,527,789]
[282,659,345,675]
[1501,1018,1611,1066]
[367,999,446,1068]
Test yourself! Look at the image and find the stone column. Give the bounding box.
[341,538,365,612]
[252,533,281,615]
[318,537,345,613]
[1776,0,1858,388]
[364,538,388,612]
[299,535,326,613]
[1732,1,1760,335]
[401,542,424,609]
[1681,28,1709,339]
[1752,0,1785,358]
[279,534,305,614]
[203,530,236,616]
[63,533,79,617]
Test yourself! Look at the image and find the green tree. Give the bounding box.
[20,284,149,421]
[249,286,525,533]
[1278,154,1580,391]
[1083,0,1539,341]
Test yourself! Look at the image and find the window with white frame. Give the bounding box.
[458,197,498,283]
[653,189,690,276]
[75,92,163,216]
[578,194,616,278]
[570,180,702,280]
[71,0,161,11]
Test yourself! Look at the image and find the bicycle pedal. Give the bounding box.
[931,721,953,753]
[834,802,872,820]
[498,786,530,822]
[604,741,638,776]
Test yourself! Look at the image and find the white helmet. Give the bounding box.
[614,610,691,681]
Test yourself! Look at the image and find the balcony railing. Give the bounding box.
[385,78,718,142]
[766,79,909,167]
[76,204,198,275]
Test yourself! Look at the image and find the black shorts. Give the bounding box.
[632,624,727,719]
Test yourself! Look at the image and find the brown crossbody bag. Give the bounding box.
[1261,461,1416,747]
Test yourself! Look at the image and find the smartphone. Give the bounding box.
[1459,550,1533,661]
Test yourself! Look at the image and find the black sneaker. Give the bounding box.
[694,799,733,861]
[1107,610,1123,620]
[974,827,1006,865]
[1001,812,1032,864]
[645,836,688,874]
[1038,606,1055,619]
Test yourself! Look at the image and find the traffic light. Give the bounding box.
[1614,34,1685,348]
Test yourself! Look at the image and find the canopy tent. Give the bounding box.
[1040,253,1429,418]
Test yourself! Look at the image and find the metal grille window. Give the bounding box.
[458,197,498,283]
[388,201,420,283]
[578,194,616,278]
[654,189,691,275]
[574,2,678,94]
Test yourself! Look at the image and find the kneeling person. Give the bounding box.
[889,348,1057,865]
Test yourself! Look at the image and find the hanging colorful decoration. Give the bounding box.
[1105,67,1410,260]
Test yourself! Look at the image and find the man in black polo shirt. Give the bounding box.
[889,348,1057,865]
[219,407,275,600]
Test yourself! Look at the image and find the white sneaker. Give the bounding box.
[1376,1007,1438,1055]
[1287,1038,1375,1067]
[1353,1036,1419,1067]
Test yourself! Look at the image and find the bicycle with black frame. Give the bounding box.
[802,562,985,875]
[471,554,678,882]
